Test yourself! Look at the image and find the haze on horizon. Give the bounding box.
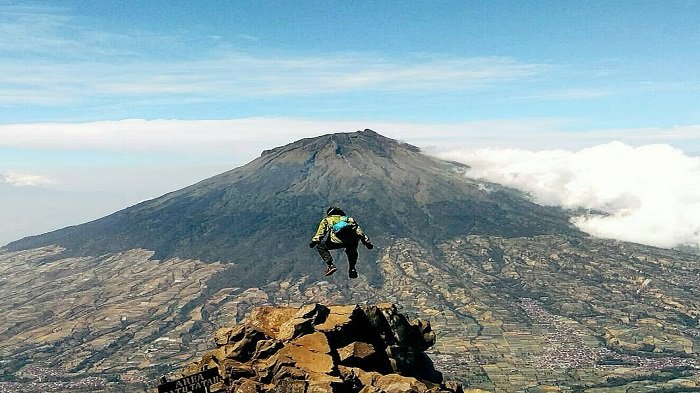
[1,1,699,248]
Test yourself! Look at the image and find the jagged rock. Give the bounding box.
[275,343,335,374]
[276,380,308,392]
[222,358,255,380]
[291,331,331,354]
[339,366,383,388]
[272,365,306,382]
[338,342,376,363]
[316,305,362,332]
[254,339,282,359]
[232,378,264,393]
[215,324,246,346]
[374,374,428,393]
[365,304,436,352]
[249,304,327,341]
[180,303,463,392]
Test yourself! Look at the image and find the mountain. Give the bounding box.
[6,129,576,286]
[2,130,699,393]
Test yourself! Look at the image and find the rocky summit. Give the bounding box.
[176,303,463,393]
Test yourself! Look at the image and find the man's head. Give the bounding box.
[326,206,346,216]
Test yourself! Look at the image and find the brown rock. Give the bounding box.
[443,381,465,393]
[253,339,282,359]
[339,366,382,388]
[248,304,330,341]
[290,331,331,354]
[252,356,279,384]
[232,377,264,393]
[277,343,335,375]
[316,305,359,332]
[272,365,306,382]
[247,306,298,340]
[214,324,245,346]
[210,381,226,392]
[294,303,330,323]
[221,358,255,379]
[375,373,428,393]
[338,341,376,362]
[198,352,219,371]
[307,380,342,392]
[274,379,307,393]
[178,303,460,392]
[227,329,269,361]
[182,361,199,376]
[305,372,346,393]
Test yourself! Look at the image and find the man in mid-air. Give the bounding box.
[309,206,373,278]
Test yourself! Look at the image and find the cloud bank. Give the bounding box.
[1,172,55,187]
[440,142,700,249]
[2,118,699,155]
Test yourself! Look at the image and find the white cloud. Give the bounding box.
[1,118,698,155]
[1,172,55,187]
[0,54,547,106]
[0,4,548,105]
[514,88,614,101]
[439,142,700,249]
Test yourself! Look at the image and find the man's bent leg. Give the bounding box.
[318,241,345,276]
[318,241,346,263]
[345,243,359,271]
[316,241,334,265]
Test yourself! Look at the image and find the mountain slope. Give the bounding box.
[6,130,578,285]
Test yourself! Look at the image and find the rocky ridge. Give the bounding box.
[177,303,464,393]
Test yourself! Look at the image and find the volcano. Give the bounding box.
[6,129,577,285]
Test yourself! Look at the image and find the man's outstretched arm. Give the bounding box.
[309,219,328,247]
[353,220,373,249]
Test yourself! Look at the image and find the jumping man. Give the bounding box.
[309,206,373,278]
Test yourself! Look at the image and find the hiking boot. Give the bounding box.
[324,264,338,276]
[348,268,358,279]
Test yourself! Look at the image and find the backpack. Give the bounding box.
[331,216,355,236]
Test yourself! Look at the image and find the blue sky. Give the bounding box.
[2,0,699,127]
[1,1,699,245]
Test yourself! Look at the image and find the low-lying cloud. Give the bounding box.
[440,142,700,249]
[1,172,55,187]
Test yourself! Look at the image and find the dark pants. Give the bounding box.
[316,240,358,270]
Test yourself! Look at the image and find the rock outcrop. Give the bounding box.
[178,303,463,393]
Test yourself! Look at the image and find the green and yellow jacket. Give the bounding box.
[311,215,371,245]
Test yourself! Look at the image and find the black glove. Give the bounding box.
[309,241,319,248]
[364,242,374,250]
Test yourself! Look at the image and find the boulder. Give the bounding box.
[338,342,376,363]
[172,303,465,392]
[374,374,428,393]
[276,343,335,374]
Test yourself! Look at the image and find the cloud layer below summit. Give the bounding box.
[441,142,700,249]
